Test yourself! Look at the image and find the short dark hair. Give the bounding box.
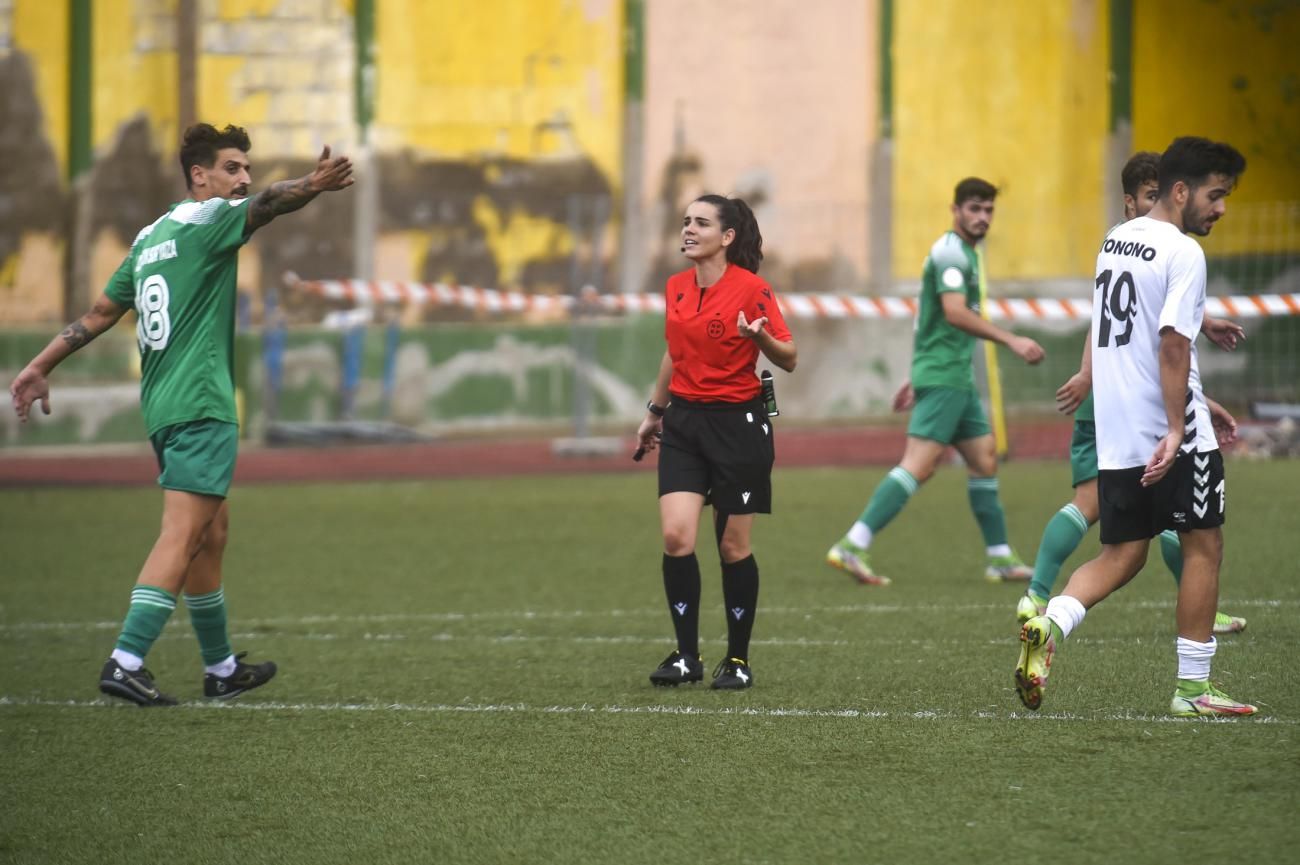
[180,123,252,189]
[954,177,997,205]
[1121,151,1160,196]
[1156,137,1246,198]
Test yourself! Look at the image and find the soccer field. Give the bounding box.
[2,460,1296,864]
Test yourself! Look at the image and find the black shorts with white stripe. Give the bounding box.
[1098,448,1225,544]
[657,396,775,514]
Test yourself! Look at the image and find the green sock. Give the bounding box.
[184,588,233,666]
[967,477,1009,547]
[1159,530,1183,585]
[1176,678,1210,696]
[859,466,918,533]
[1029,504,1090,600]
[115,585,177,659]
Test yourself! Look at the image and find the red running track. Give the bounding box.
[0,422,1073,487]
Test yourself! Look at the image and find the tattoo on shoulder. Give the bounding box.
[60,321,93,350]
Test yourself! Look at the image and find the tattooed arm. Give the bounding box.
[9,293,129,422]
[246,145,354,235]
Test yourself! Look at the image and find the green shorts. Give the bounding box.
[1069,419,1099,487]
[907,386,991,445]
[149,419,239,498]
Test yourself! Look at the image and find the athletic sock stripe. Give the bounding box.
[1060,504,1089,533]
[130,599,176,611]
[184,592,226,608]
[1160,530,1179,542]
[131,588,176,607]
[887,467,918,495]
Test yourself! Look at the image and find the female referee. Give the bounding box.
[635,194,797,690]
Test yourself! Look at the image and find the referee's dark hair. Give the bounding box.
[180,123,252,189]
[1157,137,1246,198]
[695,194,764,274]
[953,177,997,205]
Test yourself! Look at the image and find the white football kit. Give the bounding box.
[1090,216,1218,471]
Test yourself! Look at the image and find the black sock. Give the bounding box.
[721,555,759,662]
[662,553,701,658]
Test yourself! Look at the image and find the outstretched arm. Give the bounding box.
[10,293,130,421]
[939,292,1044,365]
[246,145,354,235]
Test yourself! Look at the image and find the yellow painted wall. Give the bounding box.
[10,0,69,176]
[93,0,177,157]
[893,0,1108,281]
[374,0,623,184]
[1134,0,1300,256]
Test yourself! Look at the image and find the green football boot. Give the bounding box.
[1014,616,1057,711]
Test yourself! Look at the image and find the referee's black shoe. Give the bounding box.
[649,650,704,686]
[98,658,178,707]
[710,657,754,690]
[204,652,277,699]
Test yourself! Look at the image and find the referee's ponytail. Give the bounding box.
[695,194,764,274]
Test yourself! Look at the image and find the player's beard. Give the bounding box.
[1181,200,1215,236]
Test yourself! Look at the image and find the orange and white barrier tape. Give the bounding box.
[293,279,1300,321]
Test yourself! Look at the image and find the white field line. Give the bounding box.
[0,597,1289,635]
[213,632,1215,649]
[0,695,1287,725]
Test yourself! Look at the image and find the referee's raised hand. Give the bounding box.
[737,310,768,338]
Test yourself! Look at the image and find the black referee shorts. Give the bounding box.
[658,396,775,514]
[1098,449,1225,544]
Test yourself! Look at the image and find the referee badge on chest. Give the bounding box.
[707,319,725,339]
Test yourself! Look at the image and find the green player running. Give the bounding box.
[826,177,1044,586]
[1017,152,1247,634]
[9,123,354,705]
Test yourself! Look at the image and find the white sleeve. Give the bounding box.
[1157,240,1205,340]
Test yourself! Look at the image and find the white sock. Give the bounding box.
[110,649,144,671]
[205,655,237,678]
[1176,636,1216,682]
[1045,595,1087,640]
[847,522,873,549]
[986,543,1012,558]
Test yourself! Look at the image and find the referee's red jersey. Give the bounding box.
[664,264,792,403]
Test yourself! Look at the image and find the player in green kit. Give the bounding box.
[9,124,354,705]
[1017,151,1248,633]
[826,178,1045,586]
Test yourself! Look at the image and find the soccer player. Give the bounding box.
[1018,152,1248,635]
[826,178,1044,586]
[1015,136,1256,717]
[636,194,796,690]
[9,124,354,705]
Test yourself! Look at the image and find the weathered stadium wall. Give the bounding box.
[0,0,626,324]
[893,0,1109,285]
[3,0,1297,325]
[1132,0,1300,295]
[639,0,876,295]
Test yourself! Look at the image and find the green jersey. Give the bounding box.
[104,196,251,435]
[911,230,980,390]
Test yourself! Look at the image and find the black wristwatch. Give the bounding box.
[646,400,665,417]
